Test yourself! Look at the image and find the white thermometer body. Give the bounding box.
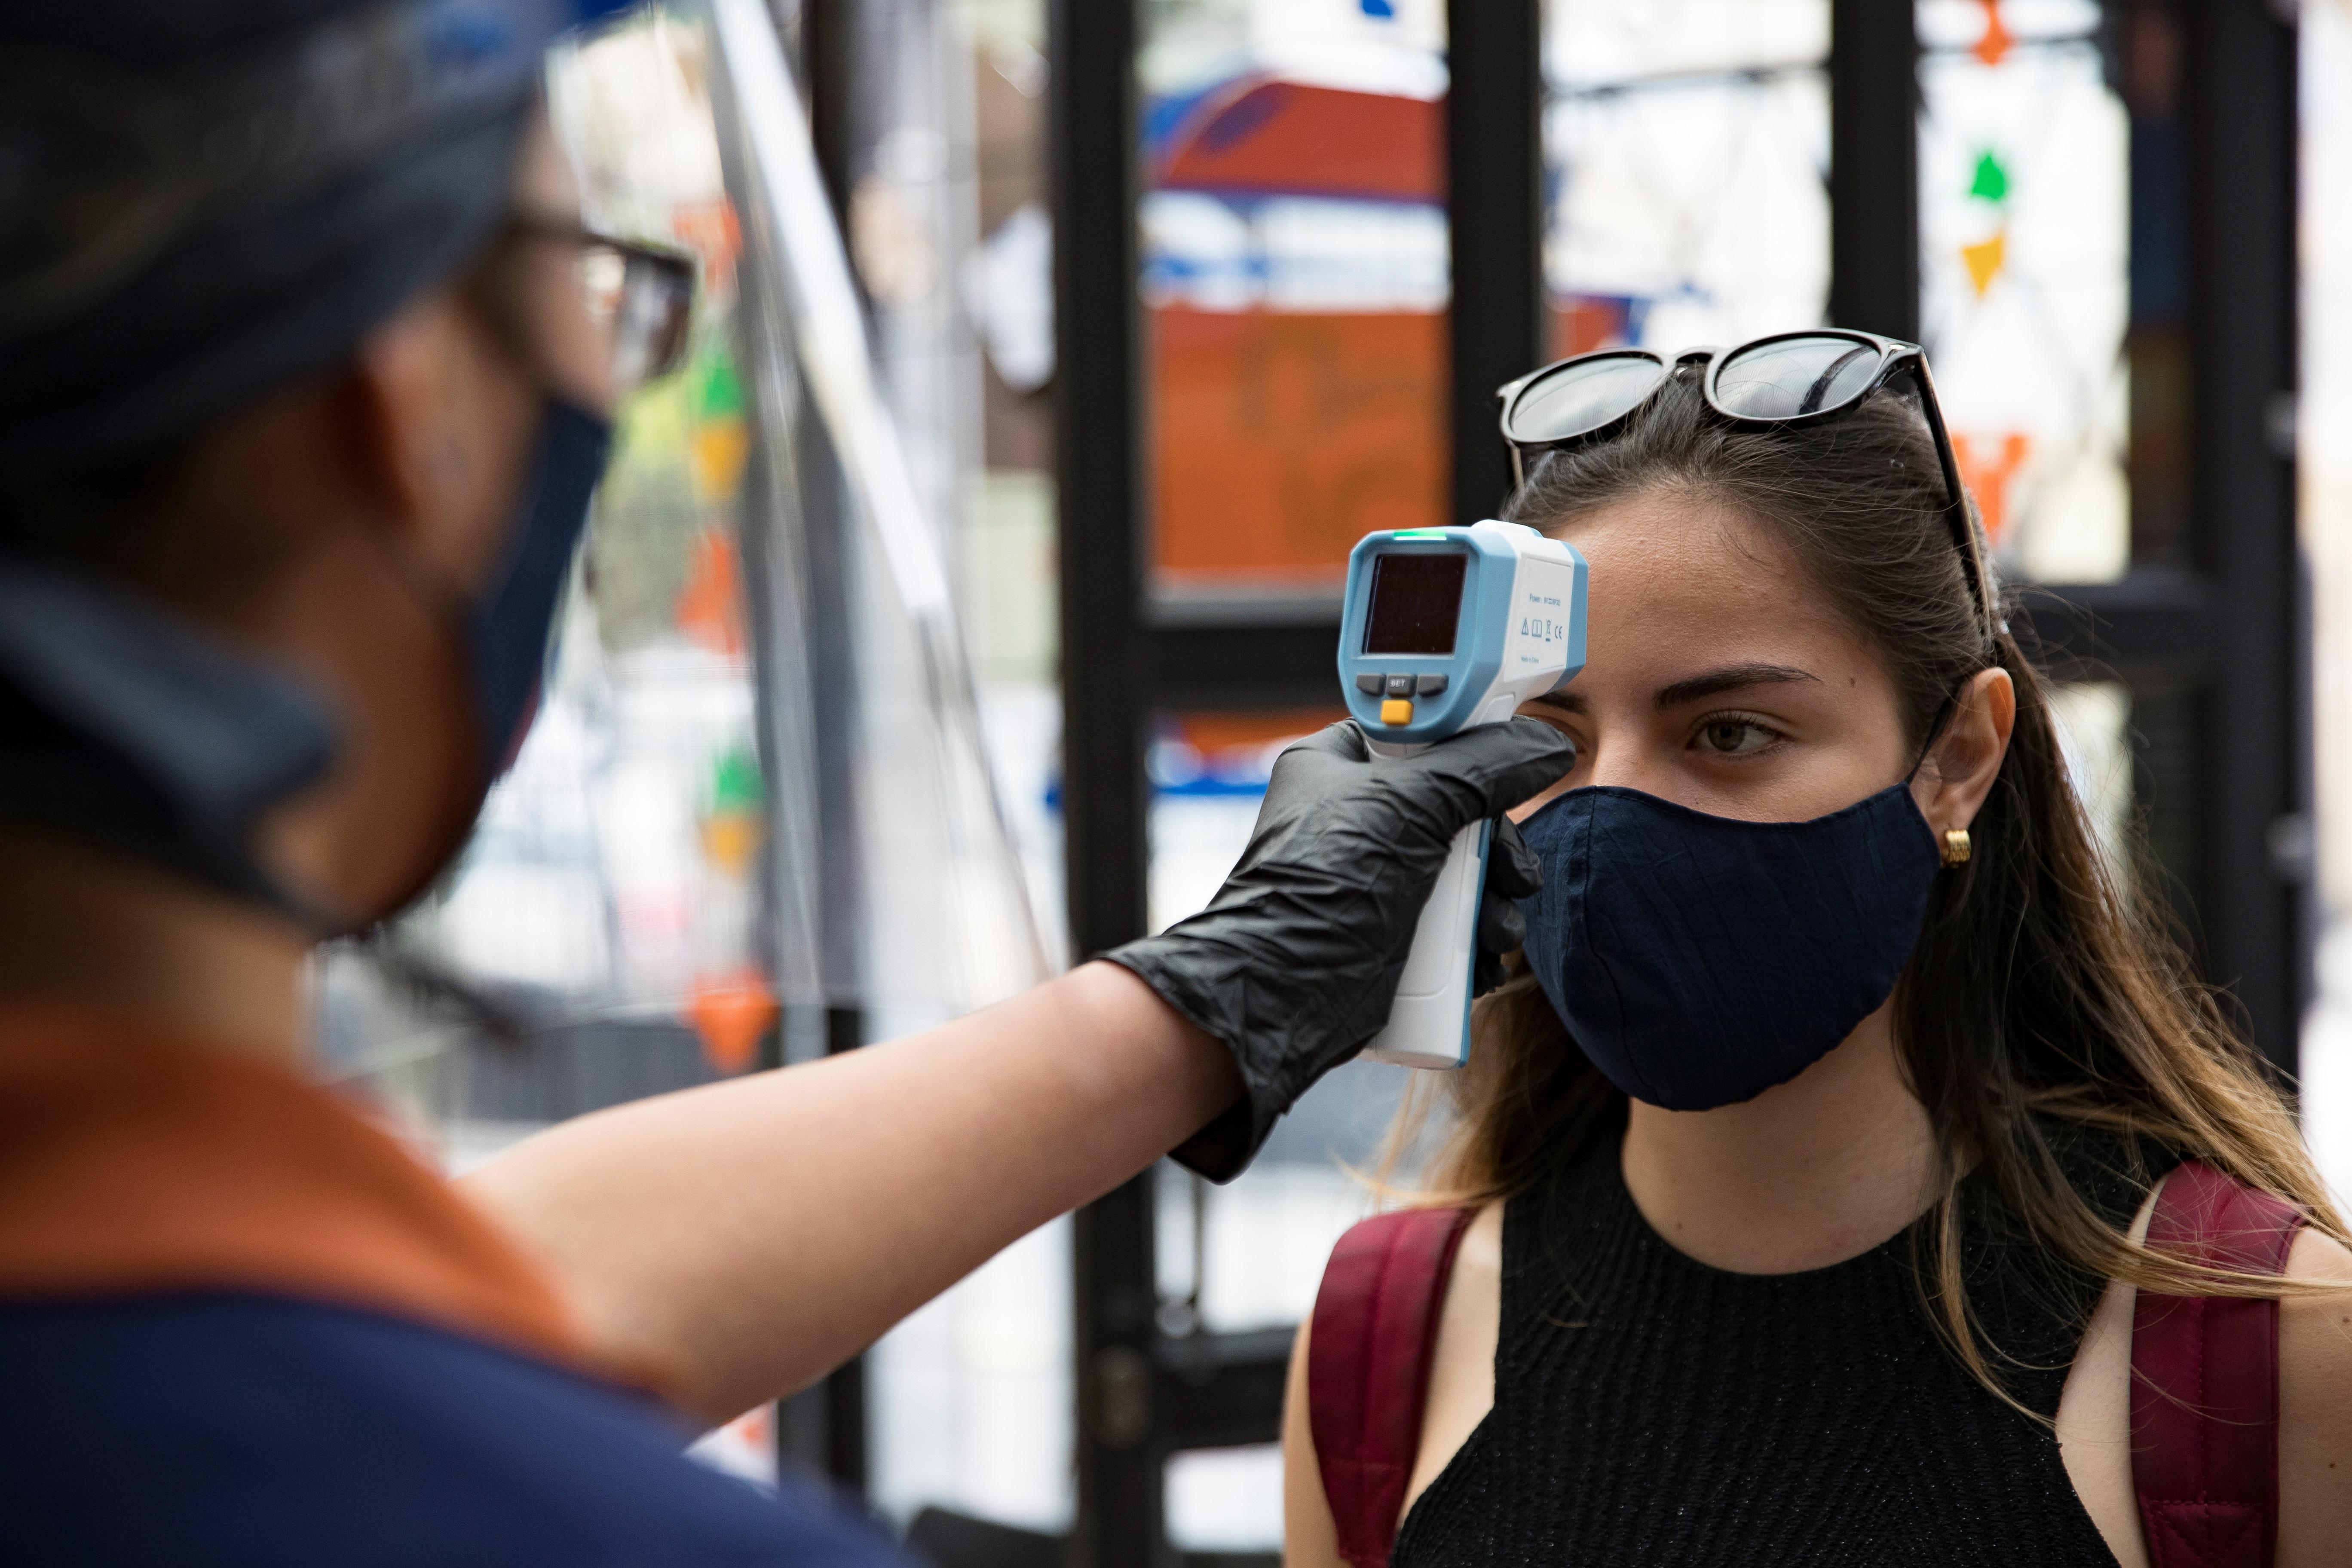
[1336,522,1588,1068]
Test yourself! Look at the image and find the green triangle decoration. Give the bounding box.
[1968,149,2010,205]
[693,351,745,423]
[710,743,764,814]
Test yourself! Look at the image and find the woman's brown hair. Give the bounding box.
[1386,365,2345,1407]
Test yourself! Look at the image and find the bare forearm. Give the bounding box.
[460,961,1236,1423]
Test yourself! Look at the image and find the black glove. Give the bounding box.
[1105,717,1576,1180]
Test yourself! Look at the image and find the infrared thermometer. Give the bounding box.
[1338,521,1587,1068]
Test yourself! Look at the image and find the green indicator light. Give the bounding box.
[1390,529,1450,539]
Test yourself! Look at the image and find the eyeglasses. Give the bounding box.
[510,216,698,392]
[1494,330,1999,641]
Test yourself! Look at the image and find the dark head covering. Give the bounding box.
[0,0,635,923]
[0,0,635,469]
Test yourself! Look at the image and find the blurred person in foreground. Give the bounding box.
[0,3,1571,1561]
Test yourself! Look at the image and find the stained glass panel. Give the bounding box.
[1918,0,2129,584]
[1141,0,1450,601]
[1543,0,1829,357]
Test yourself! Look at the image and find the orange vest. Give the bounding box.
[0,1008,646,1389]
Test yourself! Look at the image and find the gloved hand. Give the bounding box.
[1105,717,1575,1180]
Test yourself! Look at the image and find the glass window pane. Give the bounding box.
[2047,680,2131,874]
[966,0,1069,962]
[868,1218,1073,1533]
[1167,1445,1286,1557]
[1142,2,1451,601]
[1543,0,1830,356]
[848,0,1072,1533]
[1151,1063,1404,1332]
[2298,0,2352,1206]
[1917,0,2129,585]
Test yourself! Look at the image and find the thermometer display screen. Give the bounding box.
[1362,552,1467,655]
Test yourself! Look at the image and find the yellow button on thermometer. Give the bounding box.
[1380,698,1414,726]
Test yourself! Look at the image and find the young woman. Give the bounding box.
[1281,339,2352,1567]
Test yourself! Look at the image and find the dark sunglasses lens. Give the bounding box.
[1712,335,1883,420]
[1506,354,1668,445]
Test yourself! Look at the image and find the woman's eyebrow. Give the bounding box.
[1654,663,1821,710]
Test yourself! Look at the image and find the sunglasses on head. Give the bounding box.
[1494,330,2000,643]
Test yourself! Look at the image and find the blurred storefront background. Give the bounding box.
[304,0,2352,1562]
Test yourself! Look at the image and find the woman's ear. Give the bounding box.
[1912,666,2015,834]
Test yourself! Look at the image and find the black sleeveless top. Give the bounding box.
[1393,1130,2153,1567]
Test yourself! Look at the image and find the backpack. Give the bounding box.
[1307,1159,2302,1568]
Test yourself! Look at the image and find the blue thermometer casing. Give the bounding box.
[1338,521,1587,1068]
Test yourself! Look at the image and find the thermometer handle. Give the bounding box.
[1361,815,1491,1069]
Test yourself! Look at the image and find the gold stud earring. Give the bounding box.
[1941,828,1972,868]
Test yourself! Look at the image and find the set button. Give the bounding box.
[1354,672,1451,697]
[1357,671,1451,725]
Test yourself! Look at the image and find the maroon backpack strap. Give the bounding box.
[1308,1205,1476,1568]
[2130,1158,2305,1568]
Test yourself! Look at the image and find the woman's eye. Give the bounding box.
[1696,719,1777,756]
[1520,710,1583,754]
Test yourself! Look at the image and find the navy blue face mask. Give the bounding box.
[356,394,611,925]
[1515,781,1941,1110]
[465,397,611,779]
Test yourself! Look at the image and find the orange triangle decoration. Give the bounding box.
[670,199,741,297]
[688,968,778,1075]
[1974,0,2012,67]
[1961,229,2006,298]
[1951,431,2032,546]
[675,529,746,657]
